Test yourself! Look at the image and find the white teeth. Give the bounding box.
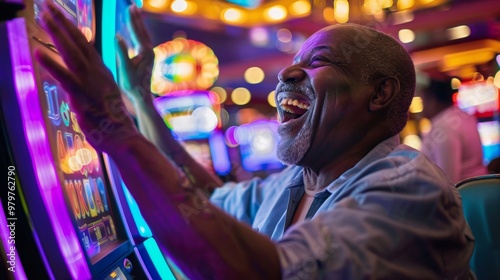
[280,98,310,110]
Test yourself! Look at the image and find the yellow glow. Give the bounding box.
[363,0,381,16]
[494,71,500,89]
[171,0,187,12]
[403,134,422,150]
[268,91,276,107]
[211,86,227,103]
[419,118,432,135]
[290,0,311,16]
[397,0,414,10]
[441,49,497,72]
[473,72,484,82]
[264,5,287,21]
[447,25,471,40]
[451,78,462,89]
[148,0,168,9]
[222,8,247,24]
[244,67,265,84]
[381,0,393,8]
[392,10,414,25]
[409,96,423,113]
[420,0,435,4]
[334,0,349,23]
[76,148,93,165]
[323,7,335,22]
[231,87,252,105]
[398,29,415,43]
[80,27,93,42]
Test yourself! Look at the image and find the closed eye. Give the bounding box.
[310,56,331,67]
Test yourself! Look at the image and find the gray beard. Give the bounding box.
[276,123,313,166]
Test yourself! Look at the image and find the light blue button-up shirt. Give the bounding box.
[210,136,474,279]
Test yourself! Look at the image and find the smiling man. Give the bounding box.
[38,2,474,279]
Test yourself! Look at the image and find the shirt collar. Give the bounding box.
[284,135,400,195]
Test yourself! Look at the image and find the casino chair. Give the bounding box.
[455,174,500,280]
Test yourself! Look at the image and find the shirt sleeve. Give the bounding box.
[276,176,474,279]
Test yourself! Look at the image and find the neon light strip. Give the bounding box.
[102,0,118,80]
[8,18,90,278]
[143,238,177,279]
[0,199,27,279]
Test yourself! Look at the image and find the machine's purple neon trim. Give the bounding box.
[8,18,91,279]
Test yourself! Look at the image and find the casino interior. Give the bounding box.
[1,0,500,279]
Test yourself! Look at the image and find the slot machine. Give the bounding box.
[0,0,173,279]
[228,120,284,173]
[456,81,500,164]
[154,90,231,176]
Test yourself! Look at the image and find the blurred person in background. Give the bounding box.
[420,78,487,184]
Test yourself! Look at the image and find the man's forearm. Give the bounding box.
[134,97,223,193]
[107,135,281,279]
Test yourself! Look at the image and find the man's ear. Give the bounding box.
[369,76,400,111]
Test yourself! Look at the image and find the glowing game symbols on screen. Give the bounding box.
[152,38,219,95]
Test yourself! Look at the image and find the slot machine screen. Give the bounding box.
[477,120,500,164]
[33,0,95,42]
[37,51,127,264]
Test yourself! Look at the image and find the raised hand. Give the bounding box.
[116,5,155,107]
[36,2,140,152]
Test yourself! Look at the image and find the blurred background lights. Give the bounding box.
[192,107,218,132]
[334,0,349,23]
[323,7,335,23]
[149,0,167,8]
[447,25,471,40]
[290,0,311,16]
[451,77,462,89]
[494,71,500,89]
[265,5,287,21]
[251,130,275,154]
[225,126,239,147]
[398,29,415,43]
[392,10,414,25]
[171,0,187,12]
[397,0,415,10]
[268,91,276,107]
[244,67,265,84]
[223,8,246,23]
[419,118,432,134]
[231,87,252,105]
[403,134,422,150]
[249,27,269,47]
[277,28,292,43]
[211,86,227,103]
[409,96,423,113]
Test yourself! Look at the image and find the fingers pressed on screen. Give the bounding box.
[43,2,95,67]
[35,50,79,94]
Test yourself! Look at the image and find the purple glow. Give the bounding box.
[496,54,500,68]
[8,18,91,278]
[0,199,27,279]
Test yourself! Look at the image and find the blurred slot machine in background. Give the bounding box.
[456,81,500,164]
[0,0,176,279]
[225,120,284,174]
[154,90,231,176]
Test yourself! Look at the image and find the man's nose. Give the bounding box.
[277,64,305,83]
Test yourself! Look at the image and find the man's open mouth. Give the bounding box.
[279,97,310,122]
